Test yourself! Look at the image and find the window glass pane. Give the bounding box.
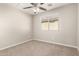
[41,22,48,30]
[49,21,58,30]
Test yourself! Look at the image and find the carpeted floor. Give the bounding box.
[0,40,78,56]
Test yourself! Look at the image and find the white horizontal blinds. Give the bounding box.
[41,20,49,30]
[49,18,58,30]
[41,17,59,31]
[41,20,48,23]
[49,18,58,22]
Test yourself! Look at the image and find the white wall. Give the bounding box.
[77,4,79,50]
[33,4,77,47]
[0,3,77,50]
[0,4,32,49]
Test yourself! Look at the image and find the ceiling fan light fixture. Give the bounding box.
[32,7,40,14]
[23,3,47,15]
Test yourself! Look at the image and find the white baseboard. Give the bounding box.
[34,39,77,49]
[0,39,32,51]
[0,39,77,51]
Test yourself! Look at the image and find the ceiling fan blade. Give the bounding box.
[39,7,47,11]
[40,3,44,5]
[23,6,33,9]
[31,3,35,5]
[30,3,38,6]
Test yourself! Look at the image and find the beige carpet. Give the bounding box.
[0,40,78,56]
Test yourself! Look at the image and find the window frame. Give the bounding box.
[41,18,59,31]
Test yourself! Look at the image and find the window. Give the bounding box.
[49,19,58,30]
[41,21,48,30]
[41,18,58,31]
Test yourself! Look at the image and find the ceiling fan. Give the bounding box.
[23,3,47,14]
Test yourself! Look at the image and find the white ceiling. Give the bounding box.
[12,3,70,15]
